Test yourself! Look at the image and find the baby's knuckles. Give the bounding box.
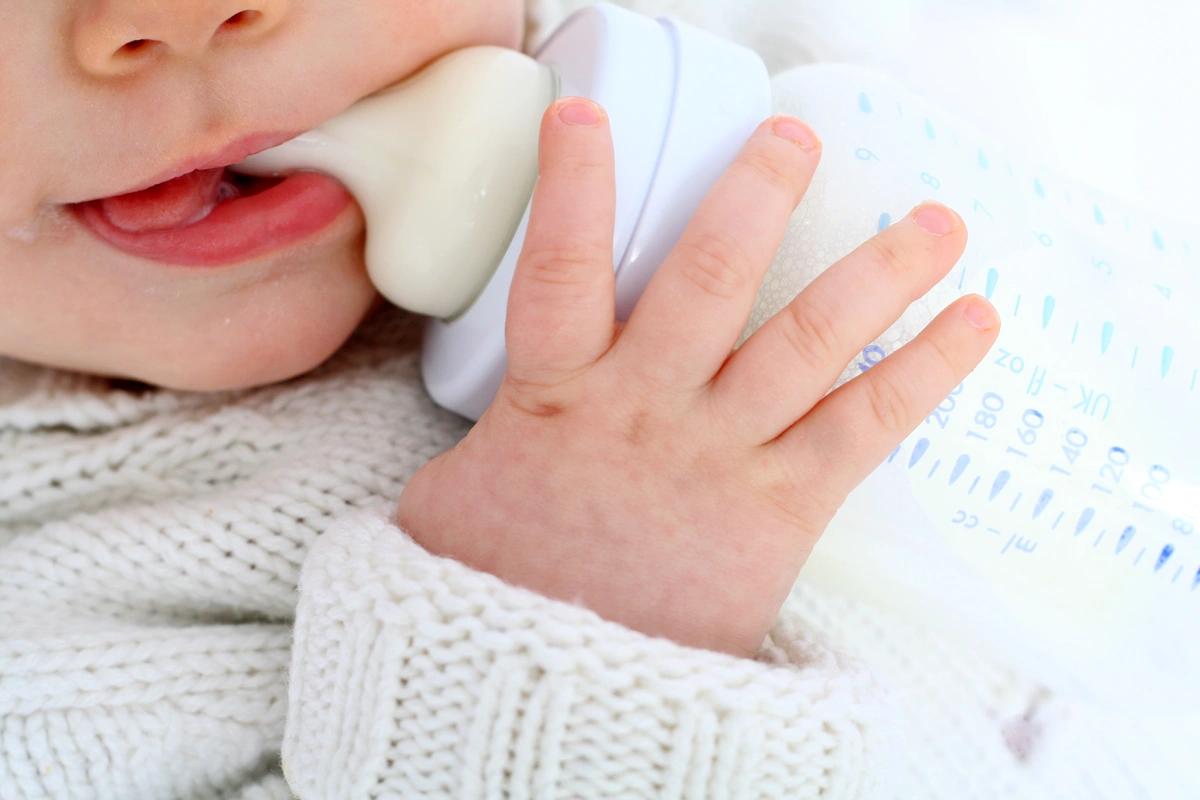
[473,365,821,647]
[499,364,590,419]
[756,443,841,541]
[405,386,818,657]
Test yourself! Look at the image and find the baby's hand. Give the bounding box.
[396,97,1000,658]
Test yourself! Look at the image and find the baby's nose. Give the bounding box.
[71,0,287,77]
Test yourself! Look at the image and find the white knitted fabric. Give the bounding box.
[0,303,1153,800]
[0,3,1165,799]
[0,304,878,799]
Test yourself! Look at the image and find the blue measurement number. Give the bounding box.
[927,383,965,429]
[966,392,1004,442]
[1091,446,1130,496]
[1133,464,1171,513]
[1050,427,1089,477]
[1007,409,1045,458]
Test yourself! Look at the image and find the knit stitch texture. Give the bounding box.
[1,299,1151,800]
[1,306,881,799]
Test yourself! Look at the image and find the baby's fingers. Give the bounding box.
[610,116,821,395]
[708,202,966,445]
[505,98,617,393]
[780,295,1000,500]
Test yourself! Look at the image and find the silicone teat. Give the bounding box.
[236,47,559,320]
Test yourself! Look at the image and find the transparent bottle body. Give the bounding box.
[755,64,1199,710]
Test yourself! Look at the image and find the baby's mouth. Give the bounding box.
[68,162,353,267]
[89,167,283,233]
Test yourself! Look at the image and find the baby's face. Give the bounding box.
[0,1,524,391]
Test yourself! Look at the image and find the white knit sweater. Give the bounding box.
[0,3,1164,799]
[0,305,1157,800]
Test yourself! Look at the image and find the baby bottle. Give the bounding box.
[236,1,775,416]
[236,0,1199,734]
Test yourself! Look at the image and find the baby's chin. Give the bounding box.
[144,277,383,394]
[126,240,383,393]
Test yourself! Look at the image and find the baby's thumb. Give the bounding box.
[505,97,618,388]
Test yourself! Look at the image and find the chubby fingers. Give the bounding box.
[505,97,618,395]
[610,115,822,394]
[708,202,968,444]
[775,294,1001,500]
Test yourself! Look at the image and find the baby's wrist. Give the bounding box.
[397,501,763,659]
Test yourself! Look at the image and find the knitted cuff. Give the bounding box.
[283,503,872,799]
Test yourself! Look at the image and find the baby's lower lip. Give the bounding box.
[69,168,353,267]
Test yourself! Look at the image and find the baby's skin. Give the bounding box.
[396,100,1000,656]
[1,2,998,657]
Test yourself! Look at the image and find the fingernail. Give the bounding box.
[913,202,960,236]
[772,116,820,150]
[963,296,999,331]
[558,98,602,127]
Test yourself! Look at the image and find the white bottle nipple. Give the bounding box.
[235,47,559,320]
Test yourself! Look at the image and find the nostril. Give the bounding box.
[114,38,163,60]
[79,5,280,75]
[221,10,263,30]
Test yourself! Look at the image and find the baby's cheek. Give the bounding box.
[0,159,47,234]
[0,208,376,392]
[0,49,66,232]
[0,239,97,372]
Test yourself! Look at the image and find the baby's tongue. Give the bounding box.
[99,168,225,233]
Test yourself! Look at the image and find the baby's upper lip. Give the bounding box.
[89,130,303,201]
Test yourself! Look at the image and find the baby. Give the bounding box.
[0,2,1027,798]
